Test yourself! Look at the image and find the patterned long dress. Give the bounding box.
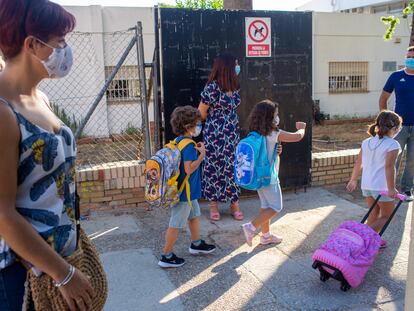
[201,81,240,203]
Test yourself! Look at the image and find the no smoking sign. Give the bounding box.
[245,17,271,57]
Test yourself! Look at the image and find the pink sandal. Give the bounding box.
[209,202,220,221]
[231,211,244,221]
[230,202,244,221]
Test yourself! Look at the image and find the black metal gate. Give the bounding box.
[159,8,312,188]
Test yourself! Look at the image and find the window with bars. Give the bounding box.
[105,66,141,102]
[328,62,368,94]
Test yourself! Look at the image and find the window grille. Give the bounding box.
[329,62,368,94]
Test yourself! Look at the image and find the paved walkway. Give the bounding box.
[82,188,412,311]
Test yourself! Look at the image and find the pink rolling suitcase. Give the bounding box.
[312,191,406,292]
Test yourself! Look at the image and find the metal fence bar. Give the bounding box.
[153,6,161,150]
[75,34,137,139]
[136,22,152,159]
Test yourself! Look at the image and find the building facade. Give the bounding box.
[298,0,409,13]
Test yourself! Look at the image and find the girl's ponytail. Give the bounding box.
[367,123,377,137]
[368,110,402,138]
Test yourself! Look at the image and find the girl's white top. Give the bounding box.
[266,130,281,184]
[361,135,401,191]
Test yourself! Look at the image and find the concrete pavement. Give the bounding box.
[82,187,412,311]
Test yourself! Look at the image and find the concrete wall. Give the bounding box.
[313,12,410,118]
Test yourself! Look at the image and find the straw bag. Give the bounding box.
[25,193,108,311]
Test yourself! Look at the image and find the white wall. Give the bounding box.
[313,12,410,118]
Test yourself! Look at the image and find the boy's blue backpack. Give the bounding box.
[234,131,277,191]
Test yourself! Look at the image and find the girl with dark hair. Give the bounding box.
[347,110,403,247]
[0,1,95,310]
[198,53,243,221]
[242,100,306,247]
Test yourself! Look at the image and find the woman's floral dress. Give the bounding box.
[201,81,240,203]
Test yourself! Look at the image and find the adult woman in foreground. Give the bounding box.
[0,1,93,310]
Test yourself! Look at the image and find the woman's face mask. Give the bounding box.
[33,38,73,79]
[235,64,241,76]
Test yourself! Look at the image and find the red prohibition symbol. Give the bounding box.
[248,20,269,43]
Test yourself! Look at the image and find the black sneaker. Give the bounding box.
[404,191,414,202]
[158,253,185,268]
[189,240,216,255]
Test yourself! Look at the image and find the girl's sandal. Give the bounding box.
[209,202,220,221]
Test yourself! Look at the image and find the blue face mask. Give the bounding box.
[405,58,414,70]
[235,65,241,76]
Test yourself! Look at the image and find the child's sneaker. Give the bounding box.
[189,240,216,255]
[260,234,283,245]
[158,253,185,268]
[242,223,256,246]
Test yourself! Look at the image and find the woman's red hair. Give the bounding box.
[0,0,76,59]
[207,53,240,92]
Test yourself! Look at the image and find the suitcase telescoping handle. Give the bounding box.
[361,191,407,237]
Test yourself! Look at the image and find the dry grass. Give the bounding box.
[312,120,372,152]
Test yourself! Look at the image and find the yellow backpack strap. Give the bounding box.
[177,138,195,152]
[177,138,196,207]
[178,174,192,208]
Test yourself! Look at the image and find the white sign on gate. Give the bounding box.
[245,17,271,57]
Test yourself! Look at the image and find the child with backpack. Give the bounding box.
[158,106,216,268]
[241,100,306,246]
[346,110,402,248]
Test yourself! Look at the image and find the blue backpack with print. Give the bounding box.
[234,131,277,191]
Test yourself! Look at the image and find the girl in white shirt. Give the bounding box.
[347,110,402,246]
[242,100,306,246]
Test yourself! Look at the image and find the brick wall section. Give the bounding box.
[76,160,146,213]
[76,150,407,211]
[312,149,406,187]
[311,149,359,187]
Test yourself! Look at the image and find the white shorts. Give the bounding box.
[257,183,283,212]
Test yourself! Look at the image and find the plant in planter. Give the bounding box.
[123,123,141,136]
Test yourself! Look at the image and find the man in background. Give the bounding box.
[379,47,414,201]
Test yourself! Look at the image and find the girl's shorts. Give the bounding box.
[258,183,283,212]
[362,189,394,202]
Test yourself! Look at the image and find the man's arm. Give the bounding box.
[379,90,391,111]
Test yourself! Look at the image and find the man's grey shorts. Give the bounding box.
[169,200,201,229]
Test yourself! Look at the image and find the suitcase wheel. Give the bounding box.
[319,270,330,282]
[340,283,351,292]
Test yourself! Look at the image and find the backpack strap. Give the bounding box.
[176,138,196,207]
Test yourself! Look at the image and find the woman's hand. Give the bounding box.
[196,142,206,159]
[346,180,357,192]
[58,268,95,311]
